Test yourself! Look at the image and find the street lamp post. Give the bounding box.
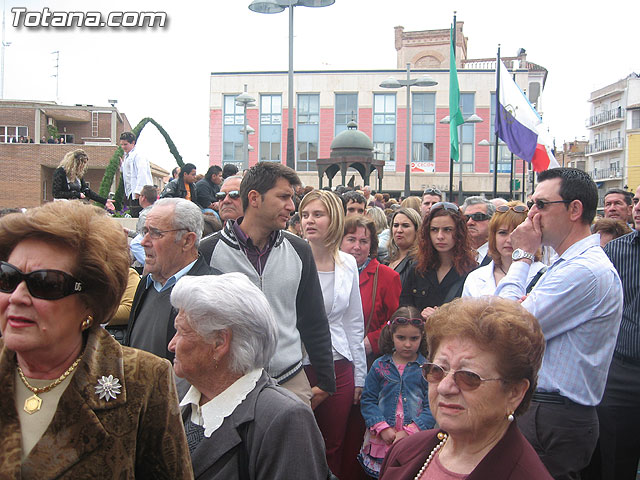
[440,113,483,204]
[380,63,437,198]
[235,86,256,168]
[249,0,335,171]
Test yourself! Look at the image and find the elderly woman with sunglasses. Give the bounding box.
[0,202,192,478]
[462,201,546,297]
[400,202,476,320]
[380,296,552,480]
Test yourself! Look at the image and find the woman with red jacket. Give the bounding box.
[340,214,401,479]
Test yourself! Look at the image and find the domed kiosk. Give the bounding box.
[316,121,385,190]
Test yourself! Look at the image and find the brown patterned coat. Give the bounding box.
[0,327,194,479]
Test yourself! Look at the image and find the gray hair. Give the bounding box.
[461,196,496,217]
[153,198,204,247]
[222,174,243,187]
[366,206,388,234]
[170,273,278,374]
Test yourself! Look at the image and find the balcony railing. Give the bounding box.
[585,138,624,155]
[590,168,623,181]
[587,107,624,128]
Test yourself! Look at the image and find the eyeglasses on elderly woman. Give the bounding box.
[495,204,528,213]
[421,362,504,391]
[0,261,83,300]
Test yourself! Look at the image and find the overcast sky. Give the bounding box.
[4,0,639,173]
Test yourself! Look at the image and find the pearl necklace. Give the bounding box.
[414,431,448,479]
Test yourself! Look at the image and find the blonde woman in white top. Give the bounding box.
[299,189,366,478]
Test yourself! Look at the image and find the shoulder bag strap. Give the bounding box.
[365,264,380,335]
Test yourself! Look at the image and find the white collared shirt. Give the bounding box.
[180,368,262,438]
[121,146,153,198]
[475,242,489,263]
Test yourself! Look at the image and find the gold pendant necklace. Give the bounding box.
[17,355,83,414]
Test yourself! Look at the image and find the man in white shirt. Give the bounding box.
[496,168,623,480]
[120,131,153,218]
[461,196,495,265]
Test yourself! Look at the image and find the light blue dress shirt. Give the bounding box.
[146,258,198,293]
[495,234,623,406]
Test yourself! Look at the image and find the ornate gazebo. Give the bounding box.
[316,121,385,190]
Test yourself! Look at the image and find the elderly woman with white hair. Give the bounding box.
[169,273,330,480]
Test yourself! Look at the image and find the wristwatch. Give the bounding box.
[512,248,534,262]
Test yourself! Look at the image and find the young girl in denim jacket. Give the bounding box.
[358,306,435,478]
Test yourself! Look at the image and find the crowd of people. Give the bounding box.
[1,151,639,480]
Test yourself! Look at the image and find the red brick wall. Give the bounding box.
[247,108,260,167]
[209,109,223,166]
[435,108,450,172]
[0,144,120,208]
[396,108,408,173]
[358,108,373,139]
[319,108,334,158]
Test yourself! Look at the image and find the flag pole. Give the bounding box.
[448,12,456,202]
[509,70,516,200]
[493,45,501,198]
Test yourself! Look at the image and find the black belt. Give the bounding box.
[614,352,640,367]
[532,391,577,405]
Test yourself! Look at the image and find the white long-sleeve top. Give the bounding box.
[462,260,547,298]
[312,251,367,387]
[121,146,153,198]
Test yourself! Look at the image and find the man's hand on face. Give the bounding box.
[510,214,542,255]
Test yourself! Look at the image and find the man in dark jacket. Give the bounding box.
[195,165,222,211]
[125,198,220,361]
[161,163,198,204]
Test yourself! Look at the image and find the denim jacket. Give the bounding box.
[360,353,435,431]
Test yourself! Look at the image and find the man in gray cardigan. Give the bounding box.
[199,162,336,407]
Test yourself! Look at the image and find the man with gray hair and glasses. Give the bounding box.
[125,198,221,360]
[461,196,495,265]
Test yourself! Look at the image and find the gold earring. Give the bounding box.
[81,315,93,331]
[507,412,515,422]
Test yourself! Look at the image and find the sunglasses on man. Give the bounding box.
[464,212,491,222]
[423,188,442,197]
[216,190,241,201]
[527,199,571,210]
[0,261,83,300]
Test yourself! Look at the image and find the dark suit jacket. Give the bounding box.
[0,328,193,479]
[178,371,329,480]
[380,423,553,480]
[125,255,220,361]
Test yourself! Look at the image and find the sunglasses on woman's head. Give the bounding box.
[421,363,503,390]
[388,317,424,327]
[0,261,83,300]
[495,205,528,213]
[216,190,240,201]
[430,202,460,215]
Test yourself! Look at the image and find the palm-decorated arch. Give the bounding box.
[98,117,183,210]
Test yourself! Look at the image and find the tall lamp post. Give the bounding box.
[440,113,483,204]
[235,87,256,168]
[249,0,335,171]
[380,63,437,198]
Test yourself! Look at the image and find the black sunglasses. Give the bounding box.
[430,202,460,214]
[464,212,491,222]
[0,261,83,300]
[421,363,503,391]
[216,190,240,201]
[527,199,571,210]
[389,317,425,327]
[423,188,442,196]
[496,205,528,213]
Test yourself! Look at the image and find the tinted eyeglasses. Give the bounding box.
[421,363,503,391]
[216,190,240,201]
[527,199,571,210]
[0,261,83,300]
[430,202,460,215]
[464,212,491,222]
[388,317,425,327]
[142,227,188,240]
[495,205,528,213]
[423,188,442,197]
